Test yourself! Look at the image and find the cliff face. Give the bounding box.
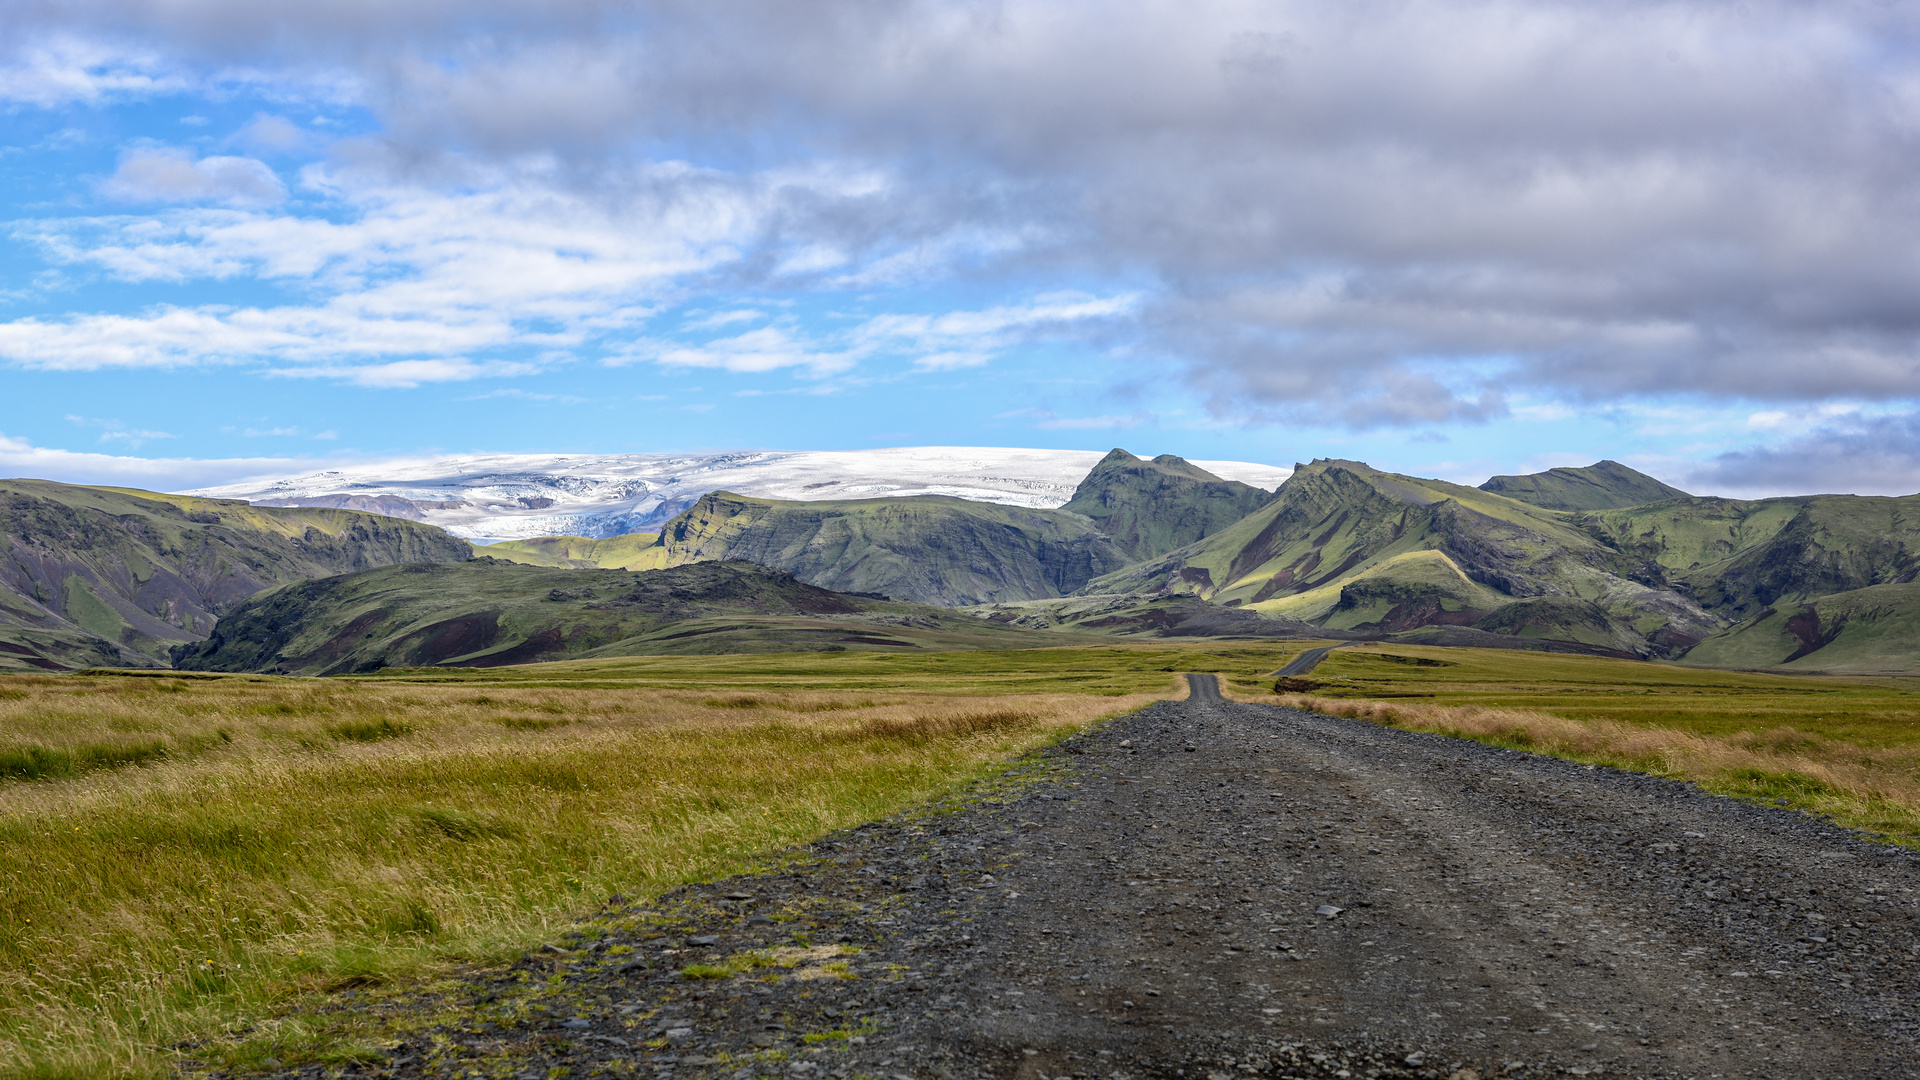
[1059,449,1277,561]
[636,491,1132,606]
[0,480,471,669]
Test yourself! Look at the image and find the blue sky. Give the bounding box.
[5,1,1920,496]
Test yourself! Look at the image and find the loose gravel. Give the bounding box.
[247,676,1920,1080]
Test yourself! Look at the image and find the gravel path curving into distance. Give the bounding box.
[1269,648,1353,679]
[284,676,1920,1080]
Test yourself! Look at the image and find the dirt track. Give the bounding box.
[277,677,1920,1080]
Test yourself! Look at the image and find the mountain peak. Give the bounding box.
[1062,449,1275,560]
[1479,460,1690,511]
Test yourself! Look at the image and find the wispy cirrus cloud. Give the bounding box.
[64,413,174,449]
[0,37,186,107]
[622,292,1135,379]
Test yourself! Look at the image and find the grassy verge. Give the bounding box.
[1219,642,1920,841]
[0,666,1180,1077]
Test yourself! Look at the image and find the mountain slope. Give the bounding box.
[622,492,1131,606]
[1083,459,1722,656]
[173,560,1064,675]
[1479,460,1691,510]
[0,480,471,670]
[1677,581,1920,673]
[1058,448,1276,561]
[1579,493,1920,621]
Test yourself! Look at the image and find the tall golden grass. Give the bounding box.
[1255,689,1920,840]
[0,674,1161,1077]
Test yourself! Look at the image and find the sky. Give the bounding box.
[4,0,1920,497]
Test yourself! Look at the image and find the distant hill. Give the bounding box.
[0,480,471,670]
[619,491,1132,606]
[1479,460,1690,511]
[173,560,1064,675]
[1059,449,1276,561]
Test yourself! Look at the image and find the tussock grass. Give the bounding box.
[0,671,1161,1077]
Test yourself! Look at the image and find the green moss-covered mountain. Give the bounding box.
[172,559,1067,675]
[1677,582,1920,673]
[1063,455,1920,667]
[1479,460,1691,510]
[1079,458,1723,658]
[0,480,471,670]
[1580,493,1920,621]
[1058,448,1276,561]
[618,490,1132,605]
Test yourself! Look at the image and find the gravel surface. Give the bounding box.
[254,676,1920,1080]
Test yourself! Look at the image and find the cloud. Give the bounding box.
[65,414,176,449]
[460,387,587,403]
[14,2,1920,424]
[999,408,1153,431]
[101,147,287,206]
[0,432,329,490]
[0,164,758,381]
[0,36,183,106]
[646,326,856,376]
[1682,412,1920,498]
[272,358,542,388]
[623,292,1134,378]
[232,114,311,153]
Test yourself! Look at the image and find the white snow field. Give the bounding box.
[188,447,1294,542]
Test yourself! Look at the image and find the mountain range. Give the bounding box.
[9,447,1920,674]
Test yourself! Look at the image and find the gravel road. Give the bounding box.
[294,677,1920,1080]
[1270,648,1350,678]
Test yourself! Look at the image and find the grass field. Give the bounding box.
[1222,641,1920,841]
[8,638,1920,1076]
[0,649,1240,1078]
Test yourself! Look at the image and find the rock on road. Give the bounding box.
[333,675,1920,1080]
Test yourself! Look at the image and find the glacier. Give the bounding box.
[188,446,1294,543]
